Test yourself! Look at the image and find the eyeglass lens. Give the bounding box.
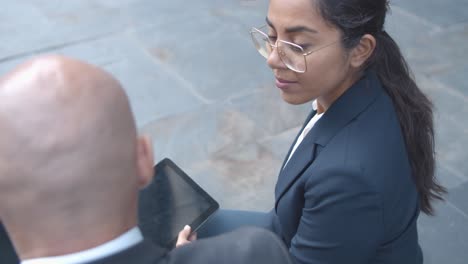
[251,29,306,73]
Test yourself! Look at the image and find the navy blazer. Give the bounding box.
[90,227,292,264]
[1,227,291,264]
[0,223,18,264]
[269,71,423,264]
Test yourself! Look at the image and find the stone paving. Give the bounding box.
[1,0,467,263]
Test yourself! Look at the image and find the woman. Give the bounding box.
[178,0,446,263]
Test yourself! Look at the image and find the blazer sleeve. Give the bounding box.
[169,227,292,264]
[289,166,383,264]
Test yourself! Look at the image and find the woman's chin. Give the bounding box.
[281,93,311,105]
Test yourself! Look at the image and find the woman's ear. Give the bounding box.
[136,135,154,189]
[350,34,376,68]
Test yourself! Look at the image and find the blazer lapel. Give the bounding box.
[279,109,317,171]
[275,132,318,207]
[274,71,383,207]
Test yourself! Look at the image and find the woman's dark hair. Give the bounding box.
[316,0,446,215]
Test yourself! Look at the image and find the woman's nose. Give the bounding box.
[266,46,287,70]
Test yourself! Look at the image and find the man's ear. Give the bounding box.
[136,135,154,189]
[350,34,376,68]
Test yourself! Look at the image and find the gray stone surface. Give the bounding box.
[1,0,467,262]
[438,62,468,97]
[418,201,468,264]
[447,182,468,216]
[392,0,468,26]
[436,165,467,190]
[131,20,273,102]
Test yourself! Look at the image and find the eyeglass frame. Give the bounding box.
[250,25,345,73]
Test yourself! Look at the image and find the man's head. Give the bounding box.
[0,55,154,259]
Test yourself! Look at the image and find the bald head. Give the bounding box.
[0,55,153,258]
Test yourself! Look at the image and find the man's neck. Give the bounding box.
[11,218,137,260]
[20,227,143,264]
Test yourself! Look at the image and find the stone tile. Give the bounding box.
[434,118,468,181]
[0,33,205,127]
[387,8,468,84]
[437,63,468,97]
[229,88,311,136]
[140,105,268,167]
[418,201,468,264]
[436,164,466,190]
[0,2,51,59]
[385,8,445,83]
[412,25,468,92]
[131,13,274,102]
[204,0,269,32]
[0,1,130,61]
[259,127,301,161]
[417,75,468,181]
[386,5,437,46]
[447,181,468,216]
[418,74,468,120]
[140,105,279,211]
[434,115,468,180]
[392,0,468,26]
[105,60,205,128]
[122,0,268,31]
[188,143,279,211]
[140,106,222,167]
[121,0,211,29]
[0,53,226,132]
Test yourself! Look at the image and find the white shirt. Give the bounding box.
[284,100,323,168]
[21,227,143,264]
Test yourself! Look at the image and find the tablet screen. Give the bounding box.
[138,158,219,248]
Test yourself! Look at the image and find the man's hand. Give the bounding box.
[176,225,197,248]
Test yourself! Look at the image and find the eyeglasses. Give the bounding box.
[250,25,343,73]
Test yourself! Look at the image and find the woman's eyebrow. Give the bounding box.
[265,17,275,29]
[265,17,318,34]
[285,25,318,34]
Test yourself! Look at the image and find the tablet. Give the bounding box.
[138,158,219,248]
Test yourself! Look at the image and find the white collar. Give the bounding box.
[312,99,318,111]
[283,100,323,168]
[21,227,143,264]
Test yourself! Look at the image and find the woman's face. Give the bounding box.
[266,0,357,107]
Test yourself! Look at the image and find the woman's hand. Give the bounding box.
[175,225,197,248]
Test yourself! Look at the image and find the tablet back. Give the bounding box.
[138,158,219,248]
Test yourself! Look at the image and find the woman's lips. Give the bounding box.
[275,78,297,89]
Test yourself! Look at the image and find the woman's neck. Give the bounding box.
[317,70,363,113]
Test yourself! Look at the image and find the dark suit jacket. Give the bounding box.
[0,223,18,264]
[0,227,284,264]
[269,71,423,264]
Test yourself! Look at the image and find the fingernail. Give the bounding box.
[184,225,190,230]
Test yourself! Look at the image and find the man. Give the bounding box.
[0,55,292,264]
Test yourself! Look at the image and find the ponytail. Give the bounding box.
[316,0,447,215]
[369,31,446,215]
